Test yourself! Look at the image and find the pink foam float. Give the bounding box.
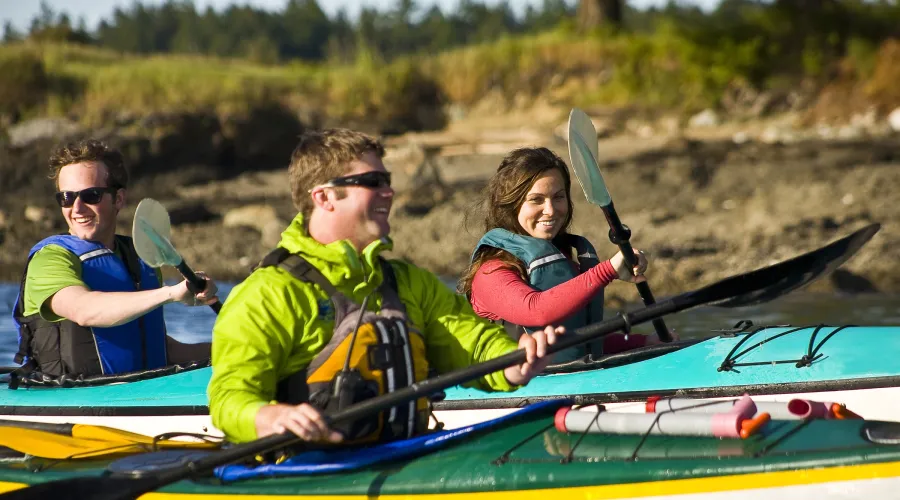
[555,395,770,439]
[645,396,861,420]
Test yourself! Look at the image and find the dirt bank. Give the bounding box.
[1,116,898,307]
[387,133,899,305]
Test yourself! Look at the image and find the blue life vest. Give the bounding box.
[12,234,168,376]
[473,229,606,362]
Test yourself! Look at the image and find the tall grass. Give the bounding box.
[2,28,899,131]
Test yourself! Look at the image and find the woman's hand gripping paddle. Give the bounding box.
[132,198,221,314]
[0,223,880,500]
[567,108,671,342]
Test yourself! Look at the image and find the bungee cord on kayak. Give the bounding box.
[4,359,211,389]
[491,396,846,466]
[717,324,858,373]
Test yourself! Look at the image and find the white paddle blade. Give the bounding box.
[132,198,181,268]
[567,108,612,207]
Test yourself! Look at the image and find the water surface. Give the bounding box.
[0,282,897,367]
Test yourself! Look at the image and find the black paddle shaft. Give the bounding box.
[601,202,672,342]
[175,260,222,314]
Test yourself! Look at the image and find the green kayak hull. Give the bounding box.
[1,408,900,498]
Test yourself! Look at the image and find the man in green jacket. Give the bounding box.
[208,129,562,444]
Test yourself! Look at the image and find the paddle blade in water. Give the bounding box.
[567,108,611,207]
[132,198,182,268]
[687,223,880,309]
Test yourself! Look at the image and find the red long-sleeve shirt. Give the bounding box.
[469,259,647,353]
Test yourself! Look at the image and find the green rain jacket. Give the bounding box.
[208,214,521,443]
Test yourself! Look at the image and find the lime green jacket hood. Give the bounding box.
[276,214,390,301]
[209,213,520,443]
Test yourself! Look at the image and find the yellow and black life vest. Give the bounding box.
[259,248,431,444]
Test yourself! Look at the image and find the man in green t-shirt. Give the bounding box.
[13,139,219,377]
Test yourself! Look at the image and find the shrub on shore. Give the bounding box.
[0,46,49,120]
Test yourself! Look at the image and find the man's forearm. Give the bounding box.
[50,285,176,327]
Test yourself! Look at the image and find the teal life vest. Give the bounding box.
[472,228,605,362]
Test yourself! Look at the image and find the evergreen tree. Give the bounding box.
[2,22,22,43]
[281,0,331,60]
[578,0,623,31]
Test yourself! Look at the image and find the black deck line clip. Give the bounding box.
[712,320,754,338]
[795,353,823,368]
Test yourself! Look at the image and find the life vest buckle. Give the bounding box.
[368,344,395,370]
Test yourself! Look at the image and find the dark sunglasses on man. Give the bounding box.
[315,171,392,190]
[55,187,120,208]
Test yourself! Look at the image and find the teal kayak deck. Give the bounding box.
[0,367,211,409]
[444,325,900,401]
[0,326,897,410]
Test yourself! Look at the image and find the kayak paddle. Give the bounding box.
[132,198,221,314]
[0,420,219,460]
[0,223,879,500]
[567,108,671,342]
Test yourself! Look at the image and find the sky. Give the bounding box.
[1,0,720,32]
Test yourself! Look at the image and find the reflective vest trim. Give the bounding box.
[527,253,568,275]
[80,248,113,261]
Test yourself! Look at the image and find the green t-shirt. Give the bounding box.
[23,242,163,321]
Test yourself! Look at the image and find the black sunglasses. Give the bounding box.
[321,171,391,189]
[55,187,119,208]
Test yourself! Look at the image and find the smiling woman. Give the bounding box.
[516,168,569,241]
[459,147,657,363]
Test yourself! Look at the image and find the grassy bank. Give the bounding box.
[2,27,900,133]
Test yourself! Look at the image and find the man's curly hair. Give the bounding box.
[49,139,128,189]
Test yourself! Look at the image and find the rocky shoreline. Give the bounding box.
[1,110,898,306]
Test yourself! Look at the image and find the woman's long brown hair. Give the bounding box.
[459,147,575,297]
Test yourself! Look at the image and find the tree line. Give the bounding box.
[4,0,900,92]
[2,0,580,63]
[7,0,900,67]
